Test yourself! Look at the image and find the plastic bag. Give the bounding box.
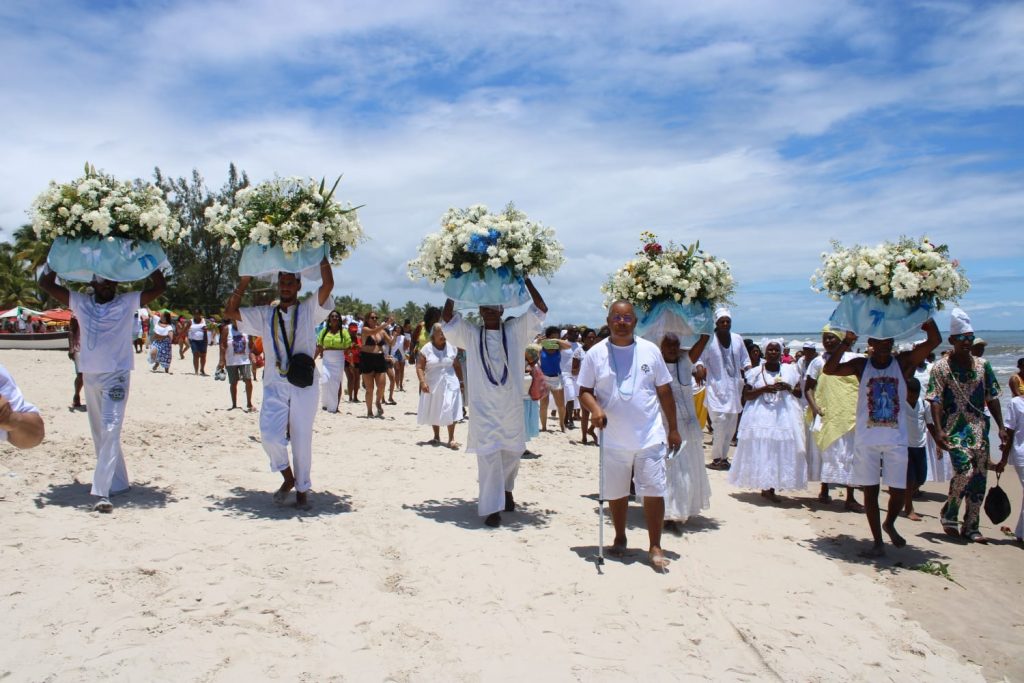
[47,237,168,283]
[443,267,529,307]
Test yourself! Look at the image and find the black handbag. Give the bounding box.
[274,303,315,388]
[984,473,1011,525]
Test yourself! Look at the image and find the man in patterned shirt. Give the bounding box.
[927,308,1008,544]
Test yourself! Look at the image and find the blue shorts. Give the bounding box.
[189,339,208,355]
[907,446,928,488]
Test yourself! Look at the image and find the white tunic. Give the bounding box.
[663,357,711,520]
[698,332,750,414]
[238,297,334,386]
[443,305,544,455]
[417,342,463,426]
[69,291,141,374]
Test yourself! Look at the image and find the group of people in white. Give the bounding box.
[0,262,1017,571]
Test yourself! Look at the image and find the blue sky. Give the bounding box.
[1,0,1022,331]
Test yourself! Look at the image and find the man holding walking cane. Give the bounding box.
[578,300,681,571]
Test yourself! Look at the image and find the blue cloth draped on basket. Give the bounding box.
[238,243,329,282]
[637,299,714,347]
[828,292,934,341]
[443,267,530,307]
[47,237,168,282]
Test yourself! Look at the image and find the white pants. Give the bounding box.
[709,410,739,461]
[260,380,318,492]
[83,372,131,498]
[1015,464,1024,541]
[476,450,521,516]
[319,350,345,412]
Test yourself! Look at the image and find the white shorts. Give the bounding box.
[601,445,667,500]
[562,373,579,402]
[852,443,908,489]
[544,375,563,391]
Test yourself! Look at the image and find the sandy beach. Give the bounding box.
[1,348,1021,682]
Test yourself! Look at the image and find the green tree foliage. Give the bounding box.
[0,241,41,309]
[153,164,249,313]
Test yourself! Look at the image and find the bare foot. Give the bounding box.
[484,512,501,527]
[447,441,461,450]
[649,547,671,572]
[845,500,865,513]
[273,476,295,504]
[882,521,906,548]
[293,491,311,510]
[903,511,923,522]
[609,537,628,557]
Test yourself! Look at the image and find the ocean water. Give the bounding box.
[743,329,1024,403]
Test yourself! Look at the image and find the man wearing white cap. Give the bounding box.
[40,268,167,513]
[224,258,335,510]
[441,279,547,528]
[824,319,940,557]
[928,308,1007,543]
[696,307,751,470]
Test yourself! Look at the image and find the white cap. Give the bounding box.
[714,306,732,322]
[949,307,973,336]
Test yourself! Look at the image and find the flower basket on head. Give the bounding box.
[812,237,969,340]
[32,163,183,282]
[205,176,364,282]
[407,203,564,307]
[602,232,734,346]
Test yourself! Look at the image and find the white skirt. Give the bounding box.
[730,396,807,492]
[664,419,711,521]
[417,377,463,427]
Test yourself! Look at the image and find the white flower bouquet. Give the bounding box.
[31,163,183,282]
[812,237,968,308]
[813,237,969,339]
[604,232,734,345]
[205,176,364,278]
[31,163,183,245]
[602,232,735,307]
[407,203,564,306]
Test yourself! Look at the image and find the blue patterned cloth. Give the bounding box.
[637,300,714,348]
[828,292,934,341]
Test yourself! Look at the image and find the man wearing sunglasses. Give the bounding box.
[926,308,1007,544]
[578,300,681,571]
[441,279,548,528]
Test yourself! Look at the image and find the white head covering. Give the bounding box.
[949,308,973,336]
[714,306,732,322]
[763,337,784,351]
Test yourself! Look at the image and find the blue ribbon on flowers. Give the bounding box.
[828,292,935,341]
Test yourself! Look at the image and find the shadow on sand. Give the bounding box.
[34,482,177,511]
[207,487,353,519]
[403,497,554,531]
[802,532,954,574]
[569,545,682,574]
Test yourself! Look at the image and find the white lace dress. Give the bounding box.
[728,363,808,491]
[663,358,711,521]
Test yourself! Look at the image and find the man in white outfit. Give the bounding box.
[441,278,547,528]
[224,258,334,510]
[0,363,45,449]
[696,307,750,470]
[40,267,166,512]
[578,300,681,571]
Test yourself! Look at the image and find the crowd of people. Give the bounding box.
[0,263,1020,573]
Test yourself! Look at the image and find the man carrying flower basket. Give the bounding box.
[441,279,548,528]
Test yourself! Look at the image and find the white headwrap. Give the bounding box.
[949,308,973,336]
[714,306,732,322]
[763,337,784,351]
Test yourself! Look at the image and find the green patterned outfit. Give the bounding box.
[926,355,999,536]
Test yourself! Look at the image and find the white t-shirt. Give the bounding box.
[443,305,545,454]
[223,324,251,367]
[578,337,672,451]
[0,364,39,443]
[560,341,583,376]
[69,291,142,374]
[238,296,334,386]
[1004,396,1024,468]
[697,332,751,413]
[904,398,931,449]
[188,319,207,341]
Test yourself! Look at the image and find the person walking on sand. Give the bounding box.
[696,307,750,471]
[441,279,547,528]
[416,323,464,449]
[578,300,681,571]
[219,319,255,412]
[40,267,166,513]
[223,258,334,510]
[823,319,940,557]
[928,308,1007,544]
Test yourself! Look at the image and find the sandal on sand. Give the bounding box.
[942,523,960,538]
[964,531,989,544]
[93,498,113,513]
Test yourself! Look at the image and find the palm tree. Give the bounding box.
[0,242,41,309]
[13,223,47,271]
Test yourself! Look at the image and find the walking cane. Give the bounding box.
[597,427,605,566]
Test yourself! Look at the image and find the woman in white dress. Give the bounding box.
[728,340,807,503]
[416,323,464,449]
[659,332,713,532]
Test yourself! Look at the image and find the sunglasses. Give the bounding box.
[610,315,636,324]
[952,334,975,343]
